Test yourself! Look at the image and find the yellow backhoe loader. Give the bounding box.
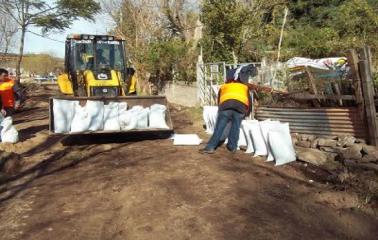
[49,34,173,135]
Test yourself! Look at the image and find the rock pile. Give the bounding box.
[292,134,378,171]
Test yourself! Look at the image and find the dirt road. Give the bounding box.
[0,85,377,240]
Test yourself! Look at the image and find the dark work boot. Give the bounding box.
[199,148,216,154]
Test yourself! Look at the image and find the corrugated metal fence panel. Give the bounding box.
[255,107,367,139]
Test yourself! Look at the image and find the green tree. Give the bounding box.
[0,0,101,83]
[201,0,251,62]
[23,53,63,75]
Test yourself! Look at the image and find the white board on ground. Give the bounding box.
[173,134,202,145]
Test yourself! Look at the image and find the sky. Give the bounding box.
[24,13,113,58]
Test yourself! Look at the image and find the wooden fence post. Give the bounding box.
[358,46,378,146]
[346,49,365,119]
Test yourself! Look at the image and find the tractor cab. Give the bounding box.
[58,34,128,97]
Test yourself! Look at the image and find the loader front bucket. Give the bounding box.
[49,96,174,137]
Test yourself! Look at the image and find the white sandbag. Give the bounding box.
[238,125,247,147]
[223,122,250,150]
[250,120,268,157]
[119,105,142,130]
[118,102,128,116]
[242,120,255,153]
[104,102,121,131]
[260,120,280,161]
[269,124,296,166]
[53,99,77,133]
[70,103,91,133]
[173,134,202,145]
[149,104,169,129]
[1,117,18,143]
[87,101,105,131]
[136,107,150,129]
[119,110,135,130]
[203,106,218,134]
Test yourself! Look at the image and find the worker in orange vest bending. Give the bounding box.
[0,68,21,117]
[200,68,253,154]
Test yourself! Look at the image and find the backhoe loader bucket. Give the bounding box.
[49,96,174,136]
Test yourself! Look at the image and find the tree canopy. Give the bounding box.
[0,0,101,82]
[201,0,378,62]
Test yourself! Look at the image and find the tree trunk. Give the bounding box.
[15,26,26,85]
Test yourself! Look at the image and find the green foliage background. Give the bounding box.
[113,0,378,85]
[201,0,378,63]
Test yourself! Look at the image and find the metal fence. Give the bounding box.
[256,107,367,140]
[197,62,262,106]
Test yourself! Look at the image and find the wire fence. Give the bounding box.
[197,61,288,106]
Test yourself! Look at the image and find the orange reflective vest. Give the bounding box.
[0,78,15,108]
[219,82,249,107]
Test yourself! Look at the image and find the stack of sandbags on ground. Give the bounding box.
[241,119,296,166]
[202,106,296,166]
[0,117,19,143]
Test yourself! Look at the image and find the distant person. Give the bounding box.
[127,68,138,95]
[200,67,252,154]
[96,49,108,65]
[0,68,22,117]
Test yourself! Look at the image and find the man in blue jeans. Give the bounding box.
[200,67,252,154]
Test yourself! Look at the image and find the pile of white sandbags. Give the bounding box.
[53,99,169,133]
[0,116,19,143]
[203,107,296,166]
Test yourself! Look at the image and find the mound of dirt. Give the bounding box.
[0,151,22,176]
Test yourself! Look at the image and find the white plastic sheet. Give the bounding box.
[53,99,77,133]
[1,117,18,143]
[173,134,202,145]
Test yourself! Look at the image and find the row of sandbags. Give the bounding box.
[203,106,296,166]
[0,117,19,143]
[53,99,169,133]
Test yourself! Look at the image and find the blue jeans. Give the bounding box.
[205,109,244,151]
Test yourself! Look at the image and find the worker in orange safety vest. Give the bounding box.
[200,65,254,154]
[0,68,21,117]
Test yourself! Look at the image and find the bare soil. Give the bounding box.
[0,85,377,240]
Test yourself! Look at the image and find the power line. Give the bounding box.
[26,30,65,44]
